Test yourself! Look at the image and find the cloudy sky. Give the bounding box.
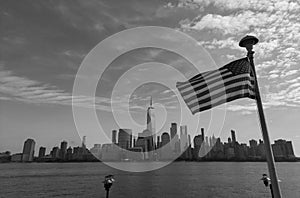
[1,0,299,156]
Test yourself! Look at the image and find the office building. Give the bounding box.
[272,139,295,159]
[180,125,188,151]
[193,134,203,160]
[257,139,266,159]
[82,136,87,149]
[249,139,258,157]
[161,132,170,146]
[22,138,35,162]
[66,147,73,161]
[170,123,177,139]
[11,153,23,162]
[90,144,102,159]
[160,132,172,160]
[112,130,117,144]
[231,130,236,144]
[201,128,205,142]
[118,129,132,149]
[38,147,46,158]
[51,147,60,159]
[101,143,121,161]
[60,141,67,160]
[146,97,156,146]
[135,129,153,152]
[126,147,144,161]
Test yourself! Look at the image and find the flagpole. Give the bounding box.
[239,35,282,198]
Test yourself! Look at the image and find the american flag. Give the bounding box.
[176,57,256,114]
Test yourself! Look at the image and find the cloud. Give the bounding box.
[179,0,300,13]
[227,104,256,111]
[183,11,268,35]
[178,0,300,57]
[62,50,86,59]
[0,69,115,111]
[174,0,300,114]
[256,60,277,71]
[282,70,298,77]
[0,67,184,115]
[197,37,243,51]
[269,74,279,79]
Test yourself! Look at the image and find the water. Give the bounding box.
[0,162,299,198]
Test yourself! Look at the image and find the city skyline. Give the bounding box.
[2,95,297,162]
[2,126,296,163]
[4,97,294,162]
[2,95,299,156]
[1,0,300,157]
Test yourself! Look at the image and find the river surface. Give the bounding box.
[0,162,299,198]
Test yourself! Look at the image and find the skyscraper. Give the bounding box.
[133,137,136,147]
[82,136,86,149]
[204,136,210,155]
[157,136,160,148]
[249,139,258,147]
[228,137,232,144]
[66,147,73,161]
[231,130,236,144]
[212,134,217,148]
[249,139,258,157]
[146,97,156,145]
[170,123,177,139]
[38,146,46,158]
[286,141,295,158]
[272,139,295,159]
[201,128,205,142]
[135,129,154,153]
[112,130,117,144]
[186,134,193,160]
[51,147,60,159]
[257,139,266,159]
[161,132,170,146]
[22,138,35,162]
[180,125,188,151]
[160,132,172,160]
[60,141,68,160]
[90,144,102,159]
[193,135,203,160]
[209,137,213,148]
[118,129,132,149]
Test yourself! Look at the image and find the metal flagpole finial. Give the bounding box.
[239,35,259,53]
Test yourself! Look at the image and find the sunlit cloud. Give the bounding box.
[173,0,300,114]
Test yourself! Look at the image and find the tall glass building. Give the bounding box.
[22,138,35,162]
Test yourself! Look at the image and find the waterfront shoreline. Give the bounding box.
[1,158,299,164]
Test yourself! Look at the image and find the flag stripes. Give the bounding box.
[184,80,255,106]
[180,74,255,101]
[190,90,255,114]
[177,68,229,89]
[176,57,256,114]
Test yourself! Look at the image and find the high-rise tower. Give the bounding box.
[146,96,156,146]
[231,130,236,144]
[22,138,35,162]
[118,129,132,149]
[112,130,117,144]
[180,125,188,151]
[82,136,86,149]
[170,123,177,139]
[60,141,68,160]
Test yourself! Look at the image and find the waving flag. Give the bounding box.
[176,57,256,114]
